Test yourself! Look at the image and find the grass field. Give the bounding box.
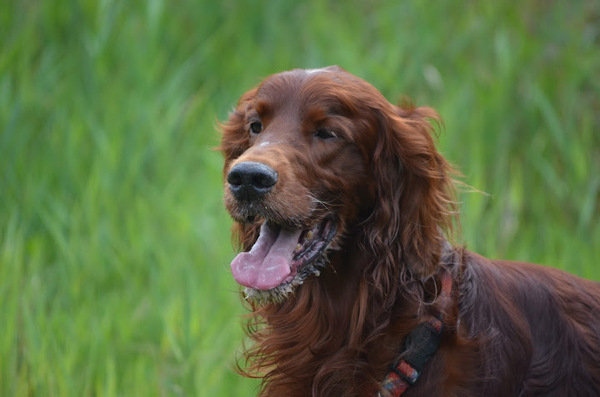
[1,1,598,395]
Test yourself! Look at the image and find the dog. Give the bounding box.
[219,66,600,396]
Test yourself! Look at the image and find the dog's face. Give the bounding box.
[221,66,384,301]
[221,66,451,302]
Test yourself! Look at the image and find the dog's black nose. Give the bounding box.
[227,161,278,201]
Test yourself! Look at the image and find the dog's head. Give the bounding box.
[220,66,456,302]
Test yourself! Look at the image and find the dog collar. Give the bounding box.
[379,270,453,396]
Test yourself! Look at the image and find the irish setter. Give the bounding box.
[219,66,600,396]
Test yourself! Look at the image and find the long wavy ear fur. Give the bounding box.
[219,88,257,173]
[218,87,260,251]
[367,103,457,285]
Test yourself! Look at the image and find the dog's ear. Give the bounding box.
[219,87,258,174]
[368,103,456,281]
[219,87,260,252]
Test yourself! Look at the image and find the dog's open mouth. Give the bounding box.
[230,217,336,302]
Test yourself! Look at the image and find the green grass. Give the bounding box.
[1,1,598,395]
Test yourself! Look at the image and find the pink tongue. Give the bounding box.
[231,223,302,290]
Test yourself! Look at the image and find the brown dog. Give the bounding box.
[219,66,600,396]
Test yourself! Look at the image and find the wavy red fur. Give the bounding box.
[219,66,600,396]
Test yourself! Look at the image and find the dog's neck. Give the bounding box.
[251,241,460,395]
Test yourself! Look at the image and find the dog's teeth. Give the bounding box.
[306,231,313,240]
[295,243,302,251]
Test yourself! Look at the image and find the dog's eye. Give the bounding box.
[249,121,263,134]
[314,128,337,140]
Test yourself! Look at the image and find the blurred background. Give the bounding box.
[1,0,598,395]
